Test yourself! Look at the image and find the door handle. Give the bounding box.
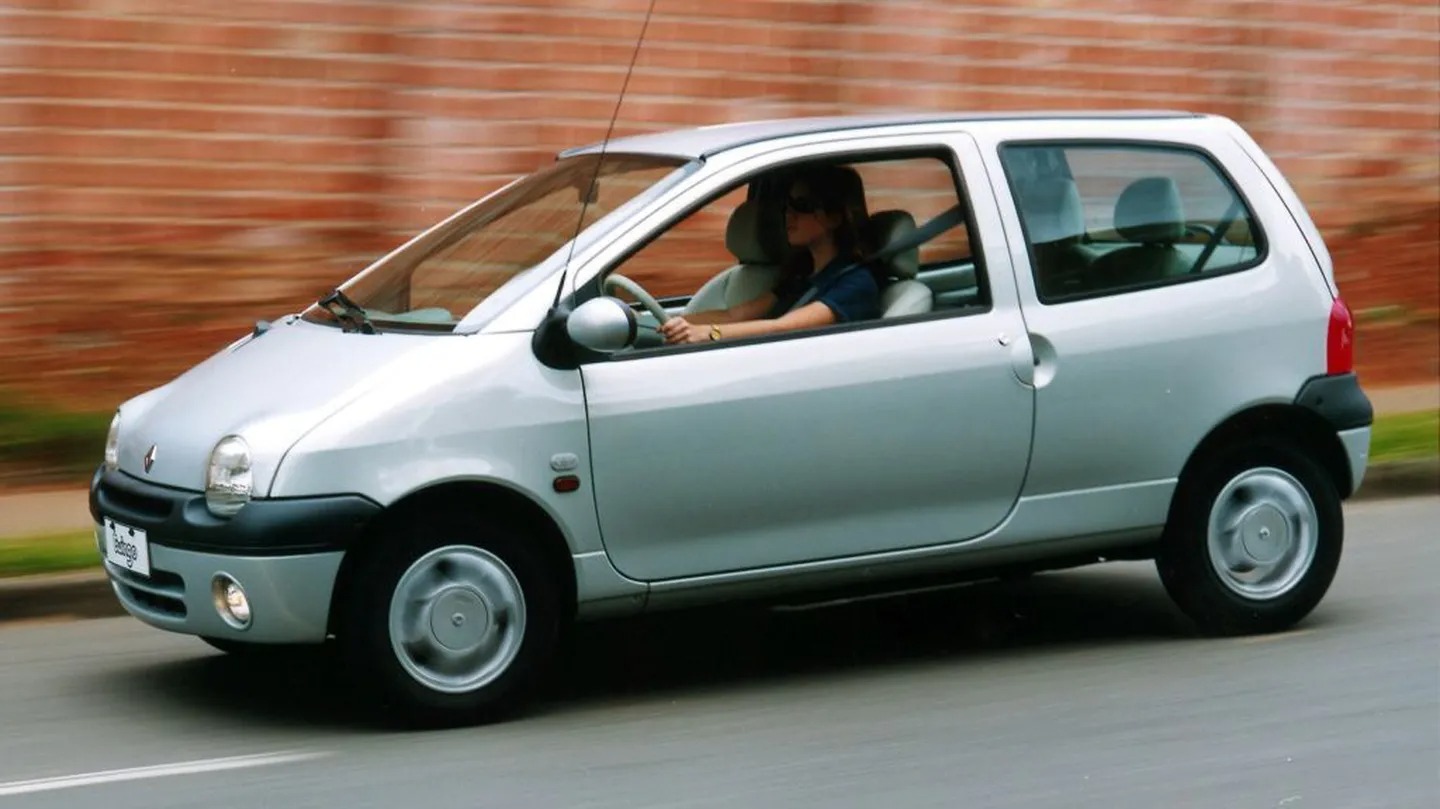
[1006,334,1035,386]
[1030,332,1057,389]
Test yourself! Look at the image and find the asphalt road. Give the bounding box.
[1,497,1436,809]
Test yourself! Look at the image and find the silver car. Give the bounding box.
[90,111,1373,726]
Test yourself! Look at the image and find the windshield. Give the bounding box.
[302,152,691,333]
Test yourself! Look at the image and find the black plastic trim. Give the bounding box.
[1293,372,1374,431]
[88,466,381,556]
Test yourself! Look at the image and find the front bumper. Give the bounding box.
[89,465,380,642]
[89,466,379,555]
[100,536,344,643]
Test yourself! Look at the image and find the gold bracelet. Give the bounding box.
[709,324,722,341]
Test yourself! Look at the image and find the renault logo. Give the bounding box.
[143,445,157,473]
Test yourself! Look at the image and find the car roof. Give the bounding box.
[558,110,1204,161]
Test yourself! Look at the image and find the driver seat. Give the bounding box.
[683,199,788,315]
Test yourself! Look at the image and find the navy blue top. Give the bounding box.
[769,256,881,323]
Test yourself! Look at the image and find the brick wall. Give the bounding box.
[1,0,1436,410]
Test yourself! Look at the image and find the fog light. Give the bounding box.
[212,574,251,630]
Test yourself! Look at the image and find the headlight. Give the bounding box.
[104,411,121,471]
[205,435,253,517]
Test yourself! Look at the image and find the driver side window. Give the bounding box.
[599,147,985,350]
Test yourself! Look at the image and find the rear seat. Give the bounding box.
[1089,177,1192,287]
[1013,177,1097,298]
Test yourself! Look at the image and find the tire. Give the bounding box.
[339,510,563,728]
[1157,439,1343,636]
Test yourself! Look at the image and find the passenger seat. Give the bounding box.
[1013,177,1095,298]
[867,210,933,318]
[683,199,788,315]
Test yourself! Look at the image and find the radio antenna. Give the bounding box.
[553,0,660,307]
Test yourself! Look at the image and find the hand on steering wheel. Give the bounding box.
[603,273,670,326]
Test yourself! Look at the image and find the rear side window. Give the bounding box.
[1000,143,1265,303]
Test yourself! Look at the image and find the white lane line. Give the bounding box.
[0,750,330,797]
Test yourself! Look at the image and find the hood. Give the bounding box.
[114,317,437,494]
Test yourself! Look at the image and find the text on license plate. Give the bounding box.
[104,518,151,577]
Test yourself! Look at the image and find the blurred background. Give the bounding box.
[0,0,1436,485]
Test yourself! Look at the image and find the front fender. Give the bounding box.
[269,332,603,554]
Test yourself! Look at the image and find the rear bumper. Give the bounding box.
[100,531,343,643]
[1294,372,1374,431]
[1294,372,1374,498]
[1336,426,1371,497]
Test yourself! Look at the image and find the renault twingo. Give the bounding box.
[91,111,1372,725]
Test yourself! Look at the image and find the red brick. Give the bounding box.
[1,0,1437,410]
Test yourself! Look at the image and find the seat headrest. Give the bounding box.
[1114,177,1186,243]
[1016,178,1085,244]
[867,209,920,280]
[725,199,787,264]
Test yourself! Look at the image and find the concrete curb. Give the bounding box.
[2,460,1437,626]
[1352,458,1440,501]
[0,570,124,623]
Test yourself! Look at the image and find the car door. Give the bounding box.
[579,133,1036,582]
[982,123,1322,510]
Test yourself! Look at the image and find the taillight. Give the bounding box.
[1327,297,1354,375]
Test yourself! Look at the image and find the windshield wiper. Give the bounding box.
[317,288,378,334]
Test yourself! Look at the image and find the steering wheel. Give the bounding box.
[603,273,670,326]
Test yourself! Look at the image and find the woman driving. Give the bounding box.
[657,164,880,344]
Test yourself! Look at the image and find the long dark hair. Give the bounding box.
[784,164,872,277]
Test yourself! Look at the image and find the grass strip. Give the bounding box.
[0,530,100,578]
[1370,410,1438,463]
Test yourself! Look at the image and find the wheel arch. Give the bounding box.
[1169,404,1352,524]
[327,480,579,637]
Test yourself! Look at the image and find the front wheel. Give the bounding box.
[1157,441,1343,636]
[340,513,563,727]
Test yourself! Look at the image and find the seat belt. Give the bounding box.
[786,204,965,312]
[875,204,966,265]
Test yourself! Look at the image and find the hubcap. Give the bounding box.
[388,546,526,694]
[1206,467,1318,600]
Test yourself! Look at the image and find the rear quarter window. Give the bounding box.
[1000,142,1266,303]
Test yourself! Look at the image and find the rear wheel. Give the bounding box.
[339,510,563,727]
[1157,440,1343,635]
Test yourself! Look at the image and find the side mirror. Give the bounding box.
[566,296,636,353]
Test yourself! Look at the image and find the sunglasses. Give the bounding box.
[786,196,823,214]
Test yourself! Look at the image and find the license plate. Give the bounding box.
[103,518,151,577]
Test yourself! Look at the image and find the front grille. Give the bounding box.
[108,562,187,618]
[100,481,172,521]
